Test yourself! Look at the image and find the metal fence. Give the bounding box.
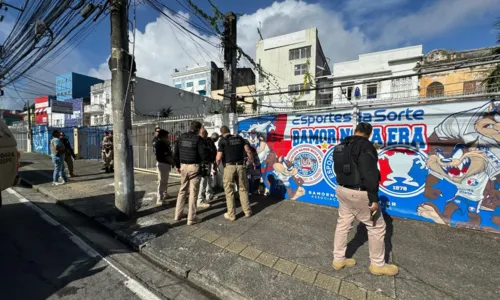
[9,125,28,152]
[132,115,203,174]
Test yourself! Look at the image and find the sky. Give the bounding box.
[1,0,499,110]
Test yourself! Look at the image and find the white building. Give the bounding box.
[318,45,423,104]
[85,78,220,126]
[255,28,331,112]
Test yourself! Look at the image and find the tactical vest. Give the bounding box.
[333,139,360,187]
[223,135,245,163]
[0,119,18,191]
[179,132,201,164]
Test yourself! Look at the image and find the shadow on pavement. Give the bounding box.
[0,195,120,300]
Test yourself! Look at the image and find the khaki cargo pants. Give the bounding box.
[175,164,201,221]
[333,186,386,267]
[223,164,252,218]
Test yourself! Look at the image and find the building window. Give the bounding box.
[464,80,481,94]
[289,83,310,96]
[427,82,444,97]
[186,82,193,88]
[175,84,182,89]
[289,46,311,61]
[294,101,307,108]
[391,77,413,99]
[199,90,206,96]
[198,79,206,85]
[294,63,308,76]
[367,84,378,99]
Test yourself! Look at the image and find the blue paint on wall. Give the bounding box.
[32,125,49,155]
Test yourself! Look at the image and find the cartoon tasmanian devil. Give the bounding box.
[263,152,305,200]
[418,138,491,229]
[428,100,500,215]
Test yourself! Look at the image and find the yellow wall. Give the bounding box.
[419,65,495,97]
[211,85,256,114]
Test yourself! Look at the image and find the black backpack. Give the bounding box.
[333,139,360,186]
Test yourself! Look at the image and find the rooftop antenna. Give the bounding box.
[257,21,263,40]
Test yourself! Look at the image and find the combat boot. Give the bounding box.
[369,264,399,276]
[332,258,356,271]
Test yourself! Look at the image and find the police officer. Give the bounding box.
[173,121,205,225]
[332,122,398,276]
[102,130,114,173]
[216,125,254,221]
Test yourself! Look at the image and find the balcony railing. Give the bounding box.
[84,104,104,114]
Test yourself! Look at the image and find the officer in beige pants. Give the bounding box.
[173,121,205,225]
[216,125,254,221]
[332,122,399,276]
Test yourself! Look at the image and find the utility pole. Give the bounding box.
[223,12,237,115]
[109,0,135,219]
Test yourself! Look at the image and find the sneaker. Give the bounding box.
[174,213,187,221]
[224,213,236,222]
[206,195,215,201]
[332,259,356,271]
[52,182,62,186]
[197,202,211,209]
[187,217,201,225]
[244,211,252,218]
[369,264,399,276]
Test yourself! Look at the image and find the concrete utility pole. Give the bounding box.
[109,0,135,218]
[223,12,237,114]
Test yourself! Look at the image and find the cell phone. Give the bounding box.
[370,209,379,221]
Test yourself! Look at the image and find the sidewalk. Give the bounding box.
[20,152,500,300]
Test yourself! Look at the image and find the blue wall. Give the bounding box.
[56,73,103,101]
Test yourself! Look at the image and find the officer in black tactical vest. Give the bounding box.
[331,122,398,276]
[216,125,254,222]
[173,121,205,225]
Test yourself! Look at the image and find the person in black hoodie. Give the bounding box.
[155,129,174,205]
[59,132,76,177]
[332,122,398,276]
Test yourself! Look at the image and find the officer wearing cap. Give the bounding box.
[173,121,205,225]
[216,125,254,221]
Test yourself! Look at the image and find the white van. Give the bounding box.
[0,118,20,207]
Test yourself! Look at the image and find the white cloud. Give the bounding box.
[87,0,500,88]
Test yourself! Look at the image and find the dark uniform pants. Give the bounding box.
[64,150,74,175]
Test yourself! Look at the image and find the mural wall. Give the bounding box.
[238,98,500,233]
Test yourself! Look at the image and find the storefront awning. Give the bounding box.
[35,107,47,114]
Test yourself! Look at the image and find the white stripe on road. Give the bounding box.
[6,188,163,300]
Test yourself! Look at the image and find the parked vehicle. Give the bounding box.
[0,118,20,208]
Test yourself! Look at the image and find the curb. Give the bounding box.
[20,177,251,300]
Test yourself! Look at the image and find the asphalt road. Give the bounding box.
[0,187,216,300]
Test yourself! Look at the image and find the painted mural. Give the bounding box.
[238,98,500,233]
[32,125,49,154]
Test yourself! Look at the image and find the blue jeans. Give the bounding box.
[52,154,67,183]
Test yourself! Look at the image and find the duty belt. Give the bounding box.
[225,161,244,166]
[340,185,366,191]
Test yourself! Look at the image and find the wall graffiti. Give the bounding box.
[237,98,500,233]
[32,125,49,155]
